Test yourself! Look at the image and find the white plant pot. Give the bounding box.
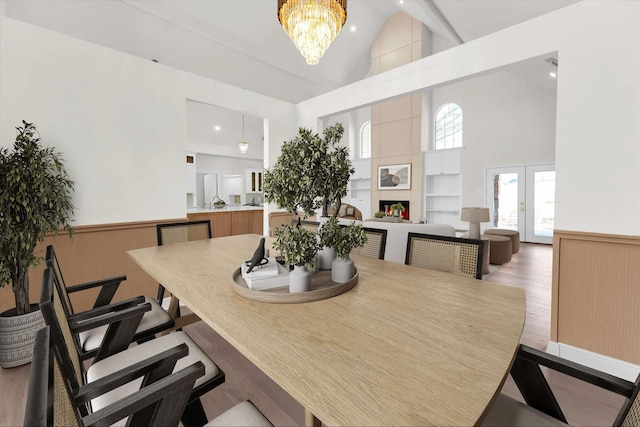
[331,255,354,284]
[289,265,312,293]
[318,246,336,270]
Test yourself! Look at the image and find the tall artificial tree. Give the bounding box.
[0,121,75,315]
[263,123,353,218]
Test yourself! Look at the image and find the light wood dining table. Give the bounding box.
[128,234,525,426]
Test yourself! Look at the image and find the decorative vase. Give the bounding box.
[0,305,45,368]
[289,265,312,293]
[318,246,336,270]
[331,255,355,284]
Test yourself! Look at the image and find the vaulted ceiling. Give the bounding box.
[2,0,575,155]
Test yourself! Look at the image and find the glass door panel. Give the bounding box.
[526,165,555,244]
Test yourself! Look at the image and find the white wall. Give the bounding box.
[0,16,296,226]
[431,70,556,207]
[297,1,640,236]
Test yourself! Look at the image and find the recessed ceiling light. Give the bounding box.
[350,25,356,32]
[549,71,557,79]
[399,0,404,4]
[214,125,221,131]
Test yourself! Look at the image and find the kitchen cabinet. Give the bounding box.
[187,209,263,238]
[245,169,263,193]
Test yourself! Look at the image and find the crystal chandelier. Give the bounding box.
[238,115,248,154]
[278,0,347,65]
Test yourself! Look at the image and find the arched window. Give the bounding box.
[360,121,371,158]
[434,103,462,150]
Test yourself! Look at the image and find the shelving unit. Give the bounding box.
[347,159,372,219]
[423,149,461,226]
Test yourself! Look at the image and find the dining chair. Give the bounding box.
[156,220,212,329]
[351,227,387,260]
[24,325,205,427]
[405,232,484,280]
[39,267,225,427]
[481,344,640,426]
[45,244,174,361]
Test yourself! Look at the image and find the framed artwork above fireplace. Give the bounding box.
[378,163,411,190]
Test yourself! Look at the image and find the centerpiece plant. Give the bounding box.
[272,224,320,292]
[328,219,367,283]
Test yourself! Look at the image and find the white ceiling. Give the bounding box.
[2,0,574,155]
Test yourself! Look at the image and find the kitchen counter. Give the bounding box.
[187,205,263,213]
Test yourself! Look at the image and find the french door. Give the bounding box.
[485,164,555,244]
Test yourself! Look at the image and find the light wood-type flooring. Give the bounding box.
[0,243,627,426]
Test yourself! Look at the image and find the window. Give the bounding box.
[434,103,462,150]
[360,121,371,159]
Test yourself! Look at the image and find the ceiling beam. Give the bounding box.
[401,0,464,45]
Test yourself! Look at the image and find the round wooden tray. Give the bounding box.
[231,268,358,304]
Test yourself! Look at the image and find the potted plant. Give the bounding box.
[263,123,354,219]
[211,195,226,209]
[331,222,367,284]
[0,121,74,367]
[390,203,405,217]
[317,216,342,270]
[263,123,354,270]
[374,211,386,219]
[272,224,319,292]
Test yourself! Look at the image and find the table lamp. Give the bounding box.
[460,207,490,239]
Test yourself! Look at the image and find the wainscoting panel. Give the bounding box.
[0,218,185,314]
[552,230,640,364]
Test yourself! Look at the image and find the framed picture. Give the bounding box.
[378,164,411,190]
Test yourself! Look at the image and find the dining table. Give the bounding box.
[127,233,526,426]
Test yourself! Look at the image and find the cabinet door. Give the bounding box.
[250,210,264,235]
[441,150,460,174]
[231,211,251,235]
[212,212,232,237]
[424,152,443,175]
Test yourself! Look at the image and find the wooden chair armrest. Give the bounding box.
[516,344,635,397]
[70,304,151,361]
[81,362,205,427]
[66,275,127,308]
[68,296,146,322]
[74,343,189,404]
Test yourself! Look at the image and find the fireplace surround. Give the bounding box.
[379,200,410,220]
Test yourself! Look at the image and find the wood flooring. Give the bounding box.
[0,243,627,426]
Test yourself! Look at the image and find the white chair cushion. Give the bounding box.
[205,401,272,427]
[79,296,172,352]
[481,393,567,426]
[87,331,219,414]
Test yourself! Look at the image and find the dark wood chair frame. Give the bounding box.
[45,245,174,361]
[40,267,225,426]
[500,343,640,426]
[405,232,484,280]
[24,325,205,427]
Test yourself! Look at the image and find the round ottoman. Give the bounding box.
[484,229,520,254]
[483,234,512,265]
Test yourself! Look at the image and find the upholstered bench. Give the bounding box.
[484,229,520,254]
[483,234,512,265]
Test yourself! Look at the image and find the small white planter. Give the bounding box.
[317,246,336,270]
[289,265,312,293]
[331,255,355,284]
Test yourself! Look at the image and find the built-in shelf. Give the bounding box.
[425,193,459,197]
[424,149,461,226]
[425,209,459,213]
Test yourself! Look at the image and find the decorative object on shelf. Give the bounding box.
[0,121,74,367]
[374,211,385,218]
[389,203,405,217]
[277,0,347,65]
[378,163,411,190]
[330,221,367,283]
[211,195,227,209]
[244,237,268,273]
[272,224,320,292]
[460,207,490,239]
[238,114,248,154]
[263,123,353,219]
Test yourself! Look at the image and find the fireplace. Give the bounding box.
[379,200,410,220]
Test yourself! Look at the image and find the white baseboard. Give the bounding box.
[546,341,640,382]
